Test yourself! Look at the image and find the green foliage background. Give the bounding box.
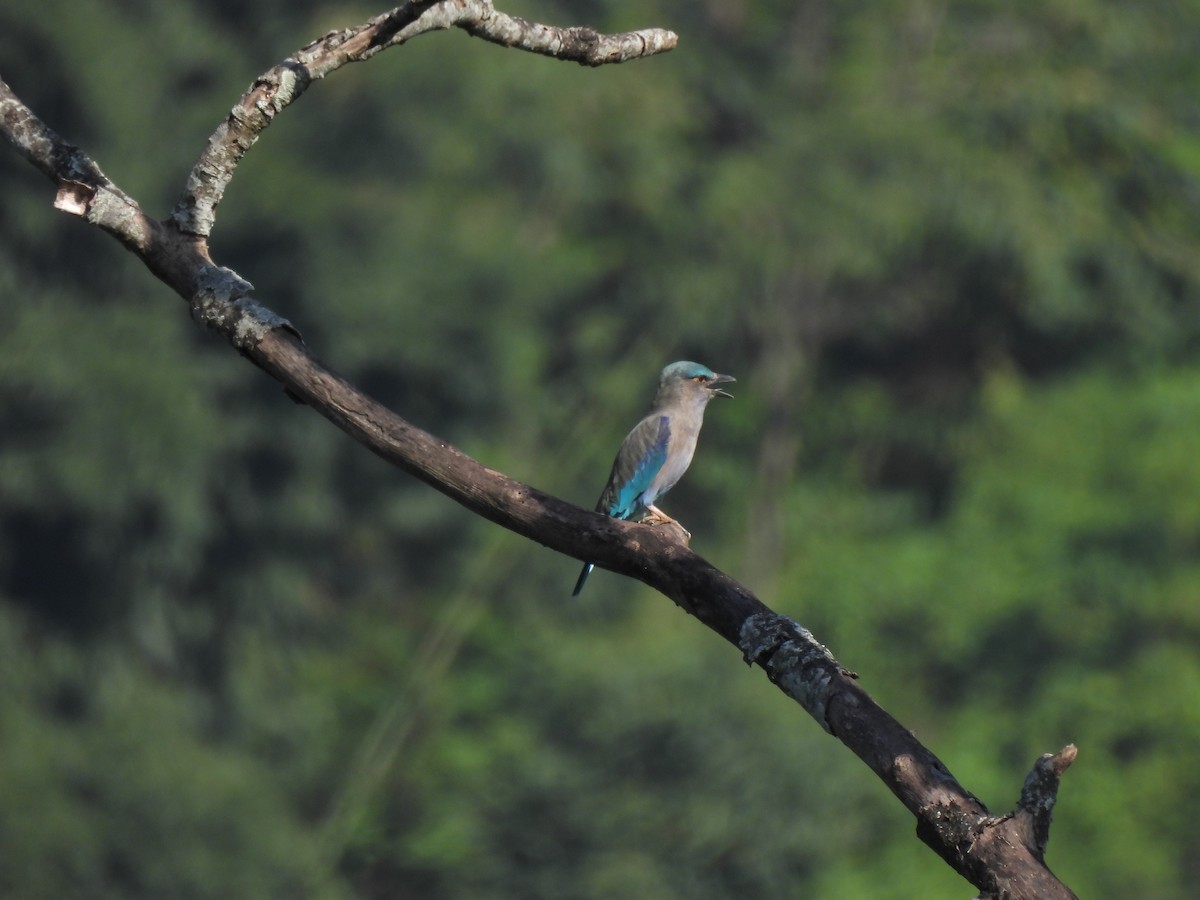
[2,1,1199,897]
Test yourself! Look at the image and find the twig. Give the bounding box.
[170,0,678,237]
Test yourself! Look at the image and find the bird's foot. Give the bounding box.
[642,506,691,540]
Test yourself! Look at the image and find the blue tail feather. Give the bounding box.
[572,561,594,597]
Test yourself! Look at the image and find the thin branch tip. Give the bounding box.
[1026,744,1078,789]
[1010,743,1078,863]
[171,3,675,236]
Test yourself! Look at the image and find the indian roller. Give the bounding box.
[572,360,735,596]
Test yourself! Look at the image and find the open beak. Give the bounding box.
[709,372,736,399]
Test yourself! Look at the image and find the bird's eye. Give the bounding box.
[693,375,708,383]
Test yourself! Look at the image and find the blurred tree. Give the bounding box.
[1,0,1198,897]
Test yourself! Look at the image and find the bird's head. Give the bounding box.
[659,360,736,401]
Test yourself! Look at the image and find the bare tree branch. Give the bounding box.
[171,0,679,238]
[0,4,1076,897]
[1,83,159,257]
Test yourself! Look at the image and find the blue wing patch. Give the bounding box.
[608,416,670,519]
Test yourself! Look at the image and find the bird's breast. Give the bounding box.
[650,423,700,494]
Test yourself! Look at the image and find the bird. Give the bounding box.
[572,360,735,596]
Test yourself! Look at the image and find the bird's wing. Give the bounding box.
[599,414,671,519]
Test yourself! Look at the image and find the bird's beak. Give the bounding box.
[709,373,736,399]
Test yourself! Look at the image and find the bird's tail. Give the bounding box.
[571,562,594,597]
